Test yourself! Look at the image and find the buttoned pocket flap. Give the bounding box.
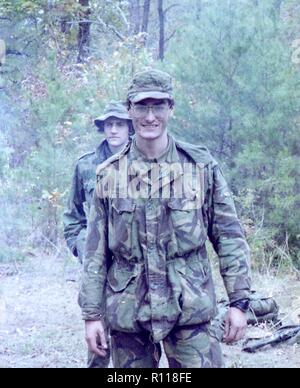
[168,197,200,211]
[107,262,138,292]
[112,199,136,214]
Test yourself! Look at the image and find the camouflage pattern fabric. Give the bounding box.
[247,292,279,324]
[79,135,251,366]
[87,350,111,369]
[63,139,113,369]
[63,139,112,262]
[111,323,223,368]
[127,69,174,103]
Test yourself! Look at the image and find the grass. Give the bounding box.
[0,246,300,368]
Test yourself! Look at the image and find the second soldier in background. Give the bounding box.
[63,101,133,367]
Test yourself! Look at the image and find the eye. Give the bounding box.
[135,105,147,113]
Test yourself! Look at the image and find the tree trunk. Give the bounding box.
[61,17,71,34]
[157,0,165,60]
[77,0,91,63]
[129,0,141,35]
[142,0,151,33]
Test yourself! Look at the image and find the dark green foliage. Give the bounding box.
[164,0,300,267]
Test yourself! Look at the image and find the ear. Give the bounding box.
[128,122,134,135]
[168,106,174,118]
[128,106,134,119]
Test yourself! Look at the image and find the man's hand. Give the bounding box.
[223,307,247,343]
[85,320,108,357]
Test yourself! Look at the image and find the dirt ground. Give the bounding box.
[0,251,299,368]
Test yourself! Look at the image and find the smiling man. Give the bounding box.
[63,101,132,368]
[80,70,251,368]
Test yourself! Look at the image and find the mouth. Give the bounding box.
[142,125,159,129]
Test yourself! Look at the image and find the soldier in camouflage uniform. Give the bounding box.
[79,70,252,368]
[63,101,133,263]
[63,101,133,368]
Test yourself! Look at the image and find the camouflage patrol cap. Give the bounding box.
[94,101,132,132]
[127,69,174,103]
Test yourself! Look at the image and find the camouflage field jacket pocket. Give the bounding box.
[106,260,142,333]
[167,197,207,257]
[108,196,208,261]
[109,199,136,259]
[171,254,216,326]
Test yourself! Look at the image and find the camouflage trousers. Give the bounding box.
[110,323,224,368]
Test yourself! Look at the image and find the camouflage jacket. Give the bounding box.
[79,135,251,342]
[63,139,112,261]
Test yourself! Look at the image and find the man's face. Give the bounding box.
[129,98,172,141]
[103,117,130,148]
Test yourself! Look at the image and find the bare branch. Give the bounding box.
[64,16,126,42]
[107,24,126,41]
[6,48,30,57]
[164,3,180,16]
[114,4,129,29]
[164,29,177,44]
[95,17,126,41]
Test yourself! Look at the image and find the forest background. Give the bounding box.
[1,0,299,272]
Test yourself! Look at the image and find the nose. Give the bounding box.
[110,123,118,133]
[145,107,155,121]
